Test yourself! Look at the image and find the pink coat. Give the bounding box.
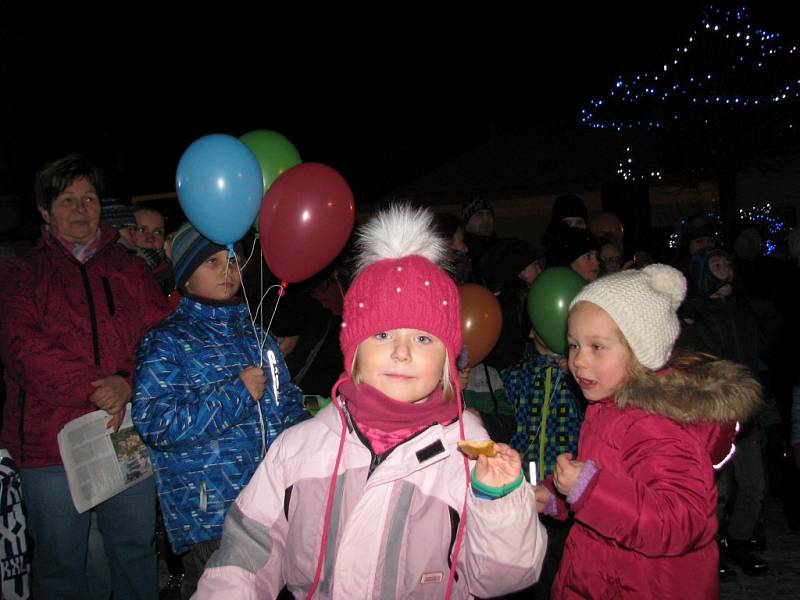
[548,358,761,599]
[195,405,548,599]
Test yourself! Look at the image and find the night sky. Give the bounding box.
[1,3,796,220]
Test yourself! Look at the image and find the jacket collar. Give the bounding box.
[316,402,458,484]
[177,295,249,323]
[41,221,119,263]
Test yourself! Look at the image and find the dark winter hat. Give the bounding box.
[461,196,493,224]
[688,248,730,297]
[171,222,243,290]
[546,226,600,267]
[100,198,135,230]
[551,194,588,223]
[479,238,543,287]
[684,221,716,243]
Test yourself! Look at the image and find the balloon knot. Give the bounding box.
[279,281,288,297]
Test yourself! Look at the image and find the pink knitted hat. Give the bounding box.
[339,205,462,381]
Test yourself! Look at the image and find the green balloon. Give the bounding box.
[240,130,302,232]
[527,267,586,355]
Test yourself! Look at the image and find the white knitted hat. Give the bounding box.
[569,264,687,370]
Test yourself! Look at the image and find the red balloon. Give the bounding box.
[458,284,503,367]
[259,163,355,283]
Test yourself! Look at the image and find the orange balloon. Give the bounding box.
[590,212,624,240]
[458,284,503,367]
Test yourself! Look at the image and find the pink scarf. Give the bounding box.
[338,380,457,455]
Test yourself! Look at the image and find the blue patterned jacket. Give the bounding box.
[132,296,307,553]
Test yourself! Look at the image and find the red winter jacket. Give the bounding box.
[0,223,169,468]
[547,357,761,600]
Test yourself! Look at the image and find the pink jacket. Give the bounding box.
[195,404,547,599]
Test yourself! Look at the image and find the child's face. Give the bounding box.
[571,250,600,282]
[567,302,632,402]
[356,328,446,404]
[709,254,734,298]
[184,249,241,300]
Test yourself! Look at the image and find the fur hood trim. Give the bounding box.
[616,353,762,424]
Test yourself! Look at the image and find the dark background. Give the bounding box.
[2,3,797,223]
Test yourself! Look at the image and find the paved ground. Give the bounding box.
[158,492,800,599]
[720,493,800,599]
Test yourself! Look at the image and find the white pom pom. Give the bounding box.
[354,204,448,274]
[644,264,686,309]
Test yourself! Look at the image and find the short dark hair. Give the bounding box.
[35,153,104,212]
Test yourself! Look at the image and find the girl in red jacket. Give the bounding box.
[534,264,761,599]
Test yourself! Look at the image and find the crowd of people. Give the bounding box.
[0,152,798,599]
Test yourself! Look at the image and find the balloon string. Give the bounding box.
[252,284,284,325]
[260,250,264,340]
[234,253,278,368]
[259,283,285,359]
[239,236,259,271]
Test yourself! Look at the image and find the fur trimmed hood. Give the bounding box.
[616,353,762,424]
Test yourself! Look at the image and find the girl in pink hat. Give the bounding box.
[195,205,547,599]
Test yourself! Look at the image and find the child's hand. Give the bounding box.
[240,367,266,401]
[533,484,552,514]
[554,453,584,495]
[473,443,522,489]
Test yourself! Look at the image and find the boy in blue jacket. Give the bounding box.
[132,223,307,598]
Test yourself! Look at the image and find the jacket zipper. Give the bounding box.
[101,276,115,316]
[341,402,453,478]
[79,265,101,367]
[344,403,462,582]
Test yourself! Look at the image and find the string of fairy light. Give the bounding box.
[584,3,796,255]
[580,5,799,132]
[668,204,789,255]
[617,147,663,182]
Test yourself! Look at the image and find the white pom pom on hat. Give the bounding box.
[645,263,687,310]
[569,264,687,370]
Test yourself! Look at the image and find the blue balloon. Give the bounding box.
[176,134,264,246]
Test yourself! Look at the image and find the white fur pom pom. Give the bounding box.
[354,204,448,274]
[644,264,686,309]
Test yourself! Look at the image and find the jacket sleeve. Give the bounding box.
[462,481,548,597]
[194,437,289,599]
[570,417,714,557]
[132,328,255,450]
[0,259,103,408]
[542,475,571,520]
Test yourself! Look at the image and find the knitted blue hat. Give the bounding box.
[171,222,243,290]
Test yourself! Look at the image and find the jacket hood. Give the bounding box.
[616,353,761,467]
[616,353,761,424]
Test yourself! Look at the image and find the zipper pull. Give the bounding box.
[199,481,207,512]
[267,350,280,406]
